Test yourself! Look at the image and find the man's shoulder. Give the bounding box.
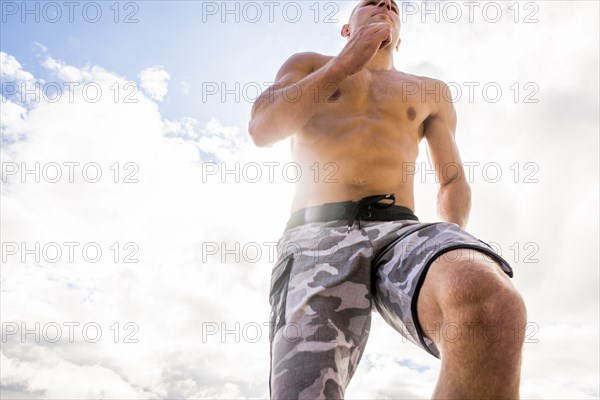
[274,52,333,83]
[397,71,449,90]
[287,51,332,60]
[395,72,455,115]
[282,51,333,71]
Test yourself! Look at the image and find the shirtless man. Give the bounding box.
[249,0,527,398]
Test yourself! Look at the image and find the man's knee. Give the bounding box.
[433,249,526,326]
[419,249,526,356]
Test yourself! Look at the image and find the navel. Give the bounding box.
[407,107,416,121]
[351,177,367,186]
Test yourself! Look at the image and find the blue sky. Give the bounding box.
[2,1,349,126]
[1,1,599,399]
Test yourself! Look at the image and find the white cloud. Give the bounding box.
[180,79,191,96]
[1,52,294,399]
[42,57,89,82]
[197,117,250,161]
[137,66,171,102]
[1,349,142,399]
[32,42,48,53]
[0,52,35,82]
[0,52,38,106]
[162,116,200,141]
[0,99,28,143]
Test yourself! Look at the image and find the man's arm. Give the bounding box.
[248,52,348,147]
[424,79,471,229]
[249,23,392,147]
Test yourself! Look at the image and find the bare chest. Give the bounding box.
[310,69,433,127]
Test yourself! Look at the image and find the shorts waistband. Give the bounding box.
[285,193,419,232]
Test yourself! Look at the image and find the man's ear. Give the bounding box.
[395,38,401,51]
[341,24,350,38]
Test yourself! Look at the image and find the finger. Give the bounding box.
[379,38,392,49]
[370,24,391,34]
[365,22,388,33]
[374,29,391,40]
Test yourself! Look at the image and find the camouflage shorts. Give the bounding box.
[268,195,513,400]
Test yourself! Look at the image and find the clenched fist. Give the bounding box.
[334,22,392,76]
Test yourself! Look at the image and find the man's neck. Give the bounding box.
[366,49,396,71]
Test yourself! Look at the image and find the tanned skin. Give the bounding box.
[249,0,470,228]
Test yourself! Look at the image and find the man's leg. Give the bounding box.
[416,248,527,399]
[270,224,374,399]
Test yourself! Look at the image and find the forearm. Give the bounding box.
[437,180,471,229]
[249,59,348,147]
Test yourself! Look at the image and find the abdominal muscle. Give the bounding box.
[289,118,420,214]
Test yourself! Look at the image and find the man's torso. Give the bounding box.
[290,53,442,213]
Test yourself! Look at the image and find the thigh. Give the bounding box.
[372,222,513,359]
[269,224,373,400]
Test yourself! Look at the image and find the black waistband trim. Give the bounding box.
[285,193,419,232]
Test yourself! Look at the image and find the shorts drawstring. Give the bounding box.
[347,193,396,232]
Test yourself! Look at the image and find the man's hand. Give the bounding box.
[334,23,392,76]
